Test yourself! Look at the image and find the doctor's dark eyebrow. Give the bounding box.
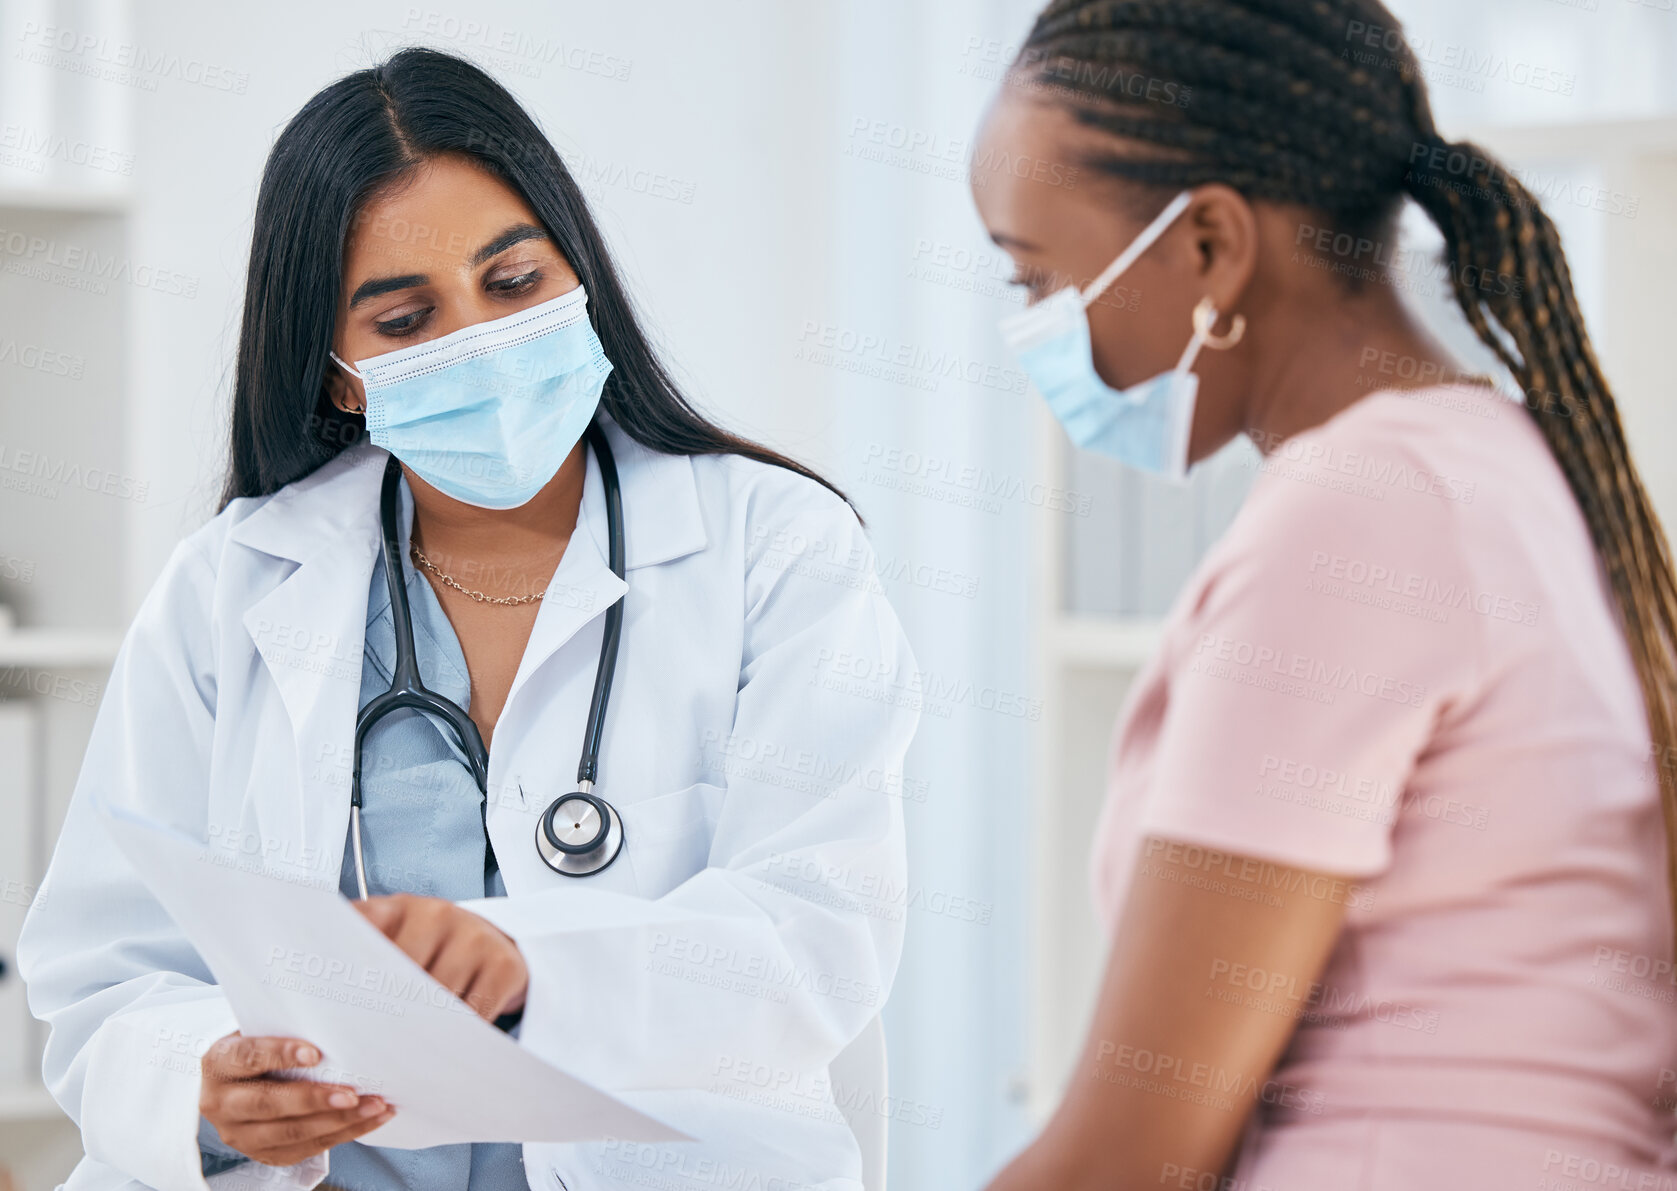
[346,224,553,308]
[468,223,549,267]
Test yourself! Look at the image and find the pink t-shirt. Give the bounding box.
[1092,384,1677,1160]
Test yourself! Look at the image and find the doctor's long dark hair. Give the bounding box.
[1014,0,1677,942]
[219,47,844,508]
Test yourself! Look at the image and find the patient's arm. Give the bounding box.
[985,834,1351,1191]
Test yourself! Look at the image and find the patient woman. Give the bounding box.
[975,1,1677,1188]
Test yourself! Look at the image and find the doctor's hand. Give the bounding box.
[354,893,529,1021]
[200,1033,396,1166]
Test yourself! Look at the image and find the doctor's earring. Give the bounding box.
[323,362,366,417]
[327,381,365,416]
[1194,296,1246,350]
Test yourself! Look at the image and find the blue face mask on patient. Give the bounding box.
[998,191,1245,482]
[331,285,613,510]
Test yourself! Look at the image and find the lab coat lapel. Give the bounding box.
[220,424,709,876]
[503,417,708,706]
[503,443,628,710]
[230,444,386,878]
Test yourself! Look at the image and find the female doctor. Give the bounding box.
[17,48,915,1191]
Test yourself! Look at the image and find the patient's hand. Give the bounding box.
[354,893,528,1021]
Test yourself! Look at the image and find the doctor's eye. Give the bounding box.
[373,305,434,337]
[485,266,542,295]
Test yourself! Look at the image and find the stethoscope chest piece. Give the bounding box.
[535,789,625,877]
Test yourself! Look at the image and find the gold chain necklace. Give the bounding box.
[410,542,546,606]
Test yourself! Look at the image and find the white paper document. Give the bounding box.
[100,801,689,1149]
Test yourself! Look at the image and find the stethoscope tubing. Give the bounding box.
[349,422,626,898]
[576,421,625,788]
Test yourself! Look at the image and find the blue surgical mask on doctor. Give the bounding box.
[999,190,1246,482]
[331,284,613,509]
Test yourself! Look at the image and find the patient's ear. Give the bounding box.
[1180,184,1259,317]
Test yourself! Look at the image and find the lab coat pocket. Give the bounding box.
[619,782,725,899]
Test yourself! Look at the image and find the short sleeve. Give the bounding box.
[1139,441,1482,878]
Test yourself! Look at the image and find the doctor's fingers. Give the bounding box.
[433,938,528,1020]
[361,895,527,1016]
[220,1103,398,1168]
[202,1033,327,1081]
[211,1076,387,1124]
[356,893,450,969]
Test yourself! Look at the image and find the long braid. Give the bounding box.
[1019,0,1677,943]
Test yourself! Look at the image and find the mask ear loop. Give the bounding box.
[1176,296,1246,374]
[328,351,368,415]
[1080,189,1196,308]
[329,350,365,381]
[1162,297,1245,482]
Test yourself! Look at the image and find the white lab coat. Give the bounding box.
[17,419,918,1191]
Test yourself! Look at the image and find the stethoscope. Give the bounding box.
[348,422,627,899]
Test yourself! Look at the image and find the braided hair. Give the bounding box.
[1015,1,1677,938]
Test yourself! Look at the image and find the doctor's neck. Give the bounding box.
[404,442,588,573]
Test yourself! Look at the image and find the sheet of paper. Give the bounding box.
[99,800,690,1149]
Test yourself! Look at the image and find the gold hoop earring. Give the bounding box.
[1193,296,1246,350]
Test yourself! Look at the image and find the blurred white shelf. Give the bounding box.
[0,185,133,216]
[1462,114,1677,161]
[0,1081,64,1122]
[1048,615,1164,670]
[0,629,123,669]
